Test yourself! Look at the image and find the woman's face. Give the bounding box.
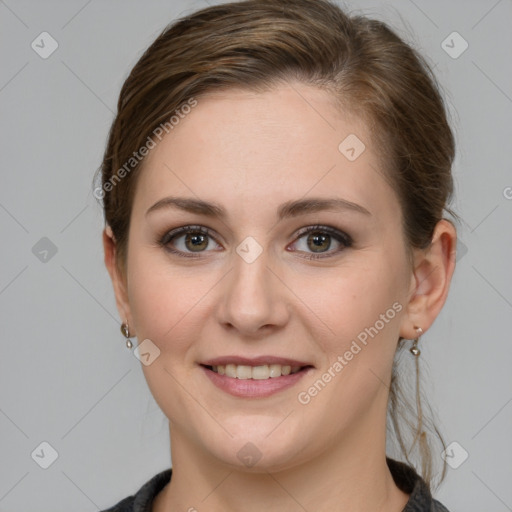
[120,82,415,471]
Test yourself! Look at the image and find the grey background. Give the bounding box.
[1,0,511,510]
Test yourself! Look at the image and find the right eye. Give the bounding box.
[158,225,223,258]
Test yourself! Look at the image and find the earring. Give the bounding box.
[409,326,423,356]
[120,321,133,349]
[408,326,427,461]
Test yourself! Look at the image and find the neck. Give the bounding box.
[153,417,409,512]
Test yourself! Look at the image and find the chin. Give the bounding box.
[199,419,313,473]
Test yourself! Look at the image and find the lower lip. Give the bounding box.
[202,366,311,398]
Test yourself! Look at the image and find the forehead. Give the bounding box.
[133,82,399,224]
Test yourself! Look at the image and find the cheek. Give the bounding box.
[126,251,206,353]
[125,253,211,425]
[297,247,408,417]
[305,250,407,352]
[295,259,405,424]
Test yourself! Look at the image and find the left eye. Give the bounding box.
[289,226,352,259]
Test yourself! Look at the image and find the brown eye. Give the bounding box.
[306,232,332,253]
[183,232,209,252]
[159,226,221,257]
[290,225,352,260]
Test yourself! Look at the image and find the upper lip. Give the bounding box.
[201,356,313,367]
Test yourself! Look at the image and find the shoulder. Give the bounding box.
[100,468,172,512]
[386,458,452,512]
[101,495,135,512]
[432,499,451,512]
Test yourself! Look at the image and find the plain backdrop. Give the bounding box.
[1,0,511,510]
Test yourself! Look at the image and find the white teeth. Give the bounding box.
[269,364,281,378]
[225,364,237,378]
[236,365,252,379]
[210,363,303,379]
[252,365,270,380]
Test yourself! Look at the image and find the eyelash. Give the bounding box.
[157,224,353,260]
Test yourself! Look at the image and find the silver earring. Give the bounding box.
[410,326,423,356]
[120,321,133,349]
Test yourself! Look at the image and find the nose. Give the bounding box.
[215,246,290,337]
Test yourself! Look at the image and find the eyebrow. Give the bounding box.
[145,196,371,220]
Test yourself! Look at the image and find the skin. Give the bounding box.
[104,81,456,511]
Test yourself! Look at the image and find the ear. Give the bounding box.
[103,225,136,337]
[399,219,457,339]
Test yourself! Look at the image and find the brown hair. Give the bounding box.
[95,0,457,490]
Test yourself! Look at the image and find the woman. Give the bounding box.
[97,0,457,510]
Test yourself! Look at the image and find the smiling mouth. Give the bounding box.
[202,364,311,380]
